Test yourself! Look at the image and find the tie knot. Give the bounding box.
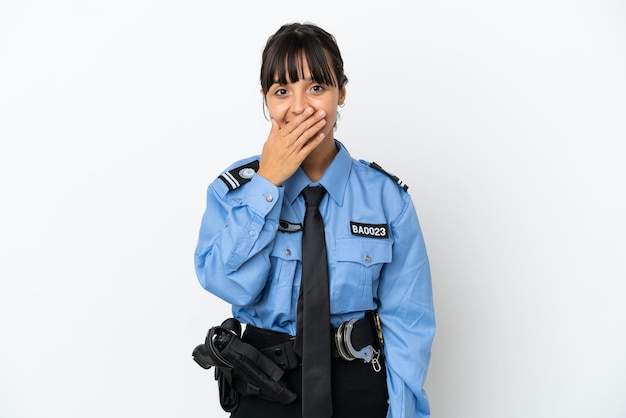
[302,186,326,208]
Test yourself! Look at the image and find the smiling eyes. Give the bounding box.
[273,84,326,97]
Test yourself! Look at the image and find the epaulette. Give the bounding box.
[369,161,409,192]
[219,160,260,190]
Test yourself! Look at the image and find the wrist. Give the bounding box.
[256,167,283,187]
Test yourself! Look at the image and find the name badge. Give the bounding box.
[350,222,389,239]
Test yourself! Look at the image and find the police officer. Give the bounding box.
[194,22,435,418]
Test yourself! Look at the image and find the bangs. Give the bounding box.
[261,39,337,92]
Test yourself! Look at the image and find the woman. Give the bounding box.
[194,22,435,418]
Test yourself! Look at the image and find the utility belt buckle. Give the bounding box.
[334,318,375,363]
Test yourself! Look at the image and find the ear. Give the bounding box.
[338,82,347,106]
[260,89,269,108]
[261,90,270,121]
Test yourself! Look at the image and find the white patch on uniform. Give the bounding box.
[239,167,256,179]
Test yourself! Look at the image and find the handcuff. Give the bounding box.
[334,316,383,372]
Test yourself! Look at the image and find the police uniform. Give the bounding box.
[194,140,435,418]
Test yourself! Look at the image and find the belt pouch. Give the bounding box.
[192,319,297,412]
[221,336,297,405]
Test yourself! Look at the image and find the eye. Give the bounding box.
[311,84,325,93]
[274,88,288,96]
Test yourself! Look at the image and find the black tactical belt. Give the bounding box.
[192,313,385,412]
[247,312,383,372]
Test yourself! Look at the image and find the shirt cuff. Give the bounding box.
[244,174,281,216]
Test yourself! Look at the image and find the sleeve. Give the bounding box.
[194,170,283,306]
[378,193,435,418]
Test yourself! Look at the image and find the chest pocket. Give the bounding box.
[331,237,393,314]
[266,232,302,316]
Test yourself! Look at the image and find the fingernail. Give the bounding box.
[306,108,314,114]
[318,110,326,117]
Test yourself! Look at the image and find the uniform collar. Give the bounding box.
[284,140,351,207]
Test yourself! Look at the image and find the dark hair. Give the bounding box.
[260,23,348,94]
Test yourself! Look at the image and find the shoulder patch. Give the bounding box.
[219,160,260,190]
[369,161,409,192]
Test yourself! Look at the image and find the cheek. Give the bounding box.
[266,103,288,122]
[325,108,339,125]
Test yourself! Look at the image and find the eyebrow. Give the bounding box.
[271,76,323,86]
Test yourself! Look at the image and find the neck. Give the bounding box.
[301,139,338,182]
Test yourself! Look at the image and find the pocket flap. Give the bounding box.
[270,233,302,261]
[336,237,392,266]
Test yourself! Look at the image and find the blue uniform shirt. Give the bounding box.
[195,141,435,418]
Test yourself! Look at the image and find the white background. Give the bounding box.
[1,1,624,417]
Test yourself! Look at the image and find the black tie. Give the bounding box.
[295,186,332,417]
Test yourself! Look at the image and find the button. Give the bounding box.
[274,348,283,356]
[364,255,371,263]
[266,195,273,202]
[285,249,291,257]
[249,230,256,236]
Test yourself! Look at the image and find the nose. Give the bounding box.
[290,91,309,115]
